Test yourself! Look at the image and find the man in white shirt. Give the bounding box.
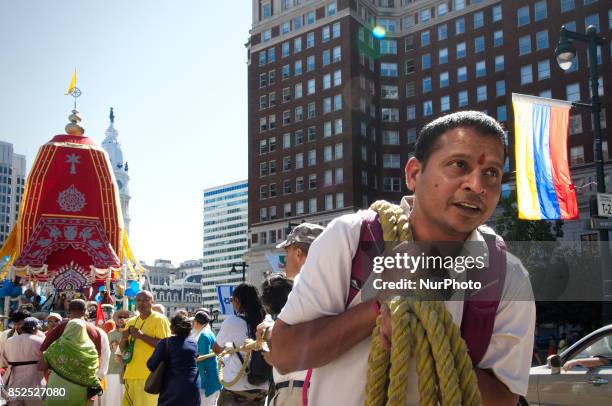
[267,111,536,406]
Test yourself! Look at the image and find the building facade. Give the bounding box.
[201,181,249,321]
[0,141,26,245]
[247,0,611,254]
[101,108,131,234]
[144,259,205,316]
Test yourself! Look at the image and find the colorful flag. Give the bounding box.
[512,93,578,220]
[65,69,77,95]
[216,285,236,315]
[265,252,286,273]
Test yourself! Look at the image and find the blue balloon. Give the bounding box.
[1,280,14,297]
[95,293,102,303]
[125,288,137,298]
[98,286,106,292]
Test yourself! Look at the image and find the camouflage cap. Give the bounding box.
[276,223,325,249]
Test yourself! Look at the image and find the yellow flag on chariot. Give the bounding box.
[65,69,77,95]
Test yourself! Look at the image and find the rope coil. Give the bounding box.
[365,201,481,406]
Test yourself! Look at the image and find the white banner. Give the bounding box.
[216,285,236,315]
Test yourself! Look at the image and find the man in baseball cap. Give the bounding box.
[276,223,325,280]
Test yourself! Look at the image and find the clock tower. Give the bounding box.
[102,107,131,234]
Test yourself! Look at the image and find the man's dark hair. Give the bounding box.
[170,312,192,338]
[261,274,293,316]
[292,242,311,255]
[414,111,506,168]
[68,299,86,314]
[10,309,31,324]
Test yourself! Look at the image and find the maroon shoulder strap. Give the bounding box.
[346,210,383,307]
[461,235,506,366]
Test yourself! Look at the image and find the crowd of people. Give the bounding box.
[0,111,580,405]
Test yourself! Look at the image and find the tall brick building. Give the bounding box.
[246,0,611,280]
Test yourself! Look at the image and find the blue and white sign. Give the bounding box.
[216,285,236,315]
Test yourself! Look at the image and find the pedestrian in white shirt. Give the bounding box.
[266,111,536,406]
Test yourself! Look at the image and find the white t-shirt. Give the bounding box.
[215,315,268,392]
[278,197,536,405]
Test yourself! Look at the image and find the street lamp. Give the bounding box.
[230,262,247,282]
[555,25,611,320]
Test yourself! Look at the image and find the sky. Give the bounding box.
[0,1,252,265]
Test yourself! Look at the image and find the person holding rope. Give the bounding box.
[265,111,535,405]
[213,283,268,405]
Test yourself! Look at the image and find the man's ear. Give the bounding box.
[405,157,422,192]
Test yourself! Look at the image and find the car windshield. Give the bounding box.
[572,334,612,360]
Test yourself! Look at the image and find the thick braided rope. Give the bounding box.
[365,315,390,405]
[365,200,481,406]
[218,350,252,387]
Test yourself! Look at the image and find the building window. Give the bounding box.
[283,133,291,149]
[294,37,302,53]
[439,48,448,64]
[309,174,317,190]
[336,193,344,209]
[324,121,332,137]
[496,80,505,97]
[295,152,303,169]
[283,156,291,171]
[534,1,547,22]
[455,18,466,35]
[407,105,416,120]
[438,3,448,16]
[259,73,268,88]
[457,66,467,83]
[282,42,290,58]
[306,11,315,25]
[306,32,314,48]
[539,89,552,98]
[334,118,343,134]
[295,83,302,98]
[268,48,276,63]
[475,60,486,78]
[493,30,503,48]
[260,162,268,177]
[332,22,341,38]
[259,207,267,222]
[456,42,466,59]
[570,146,585,165]
[497,105,507,122]
[322,26,330,43]
[335,168,343,184]
[260,185,268,199]
[263,29,272,42]
[561,0,574,13]
[492,5,502,22]
[473,11,484,29]
[335,143,343,160]
[519,35,531,55]
[381,62,398,77]
[259,51,266,66]
[421,30,430,46]
[384,177,401,192]
[440,71,449,88]
[423,100,433,116]
[520,65,533,85]
[308,102,316,118]
[378,18,397,33]
[295,106,303,122]
[324,194,333,210]
[566,83,580,102]
[283,179,292,195]
[333,70,342,86]
[380,39,398,55]
[269,92,276,107]
[517,6,529,26]
[440,95,450,112]
[536,30,548,50]
[382,85,399,99]
[307,79,316,94]
[308,149,316,166]
[282,64,290,79]
[296,177,304,192]
[382,130,400,145]
[259,95,268,110]
[322,49,330,66]
[332,46,341,62]
[406,59,415,74]
[405,36,414,51]
[569,114,583,135]
[324,145,332,162]
[453,0,465,11]
[281,21,290,35]
[308,126,317,141]
[382,108,400,122]
[269,183,276,197]
[477,85,487,102]
[420,8,431,23]
[383,154,401,168]
[406,81,415,96]
[422,54,431,69]
[422,77,432,93]
[282,87,291,103]
[324,170,332,186]
[260,117,268,132]
[458,90,468,107]
[495,55,504,72]
[295,130,303,145]
[438,24,448,41]
[333,94,342,111]
[537,60,550,80]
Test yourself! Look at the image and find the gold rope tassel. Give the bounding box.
[365,201,481,406]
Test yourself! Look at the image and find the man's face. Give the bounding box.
[136,292,153,314]
[116,311,129,329]
[406,127,504,241]
[284,245,304,279]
